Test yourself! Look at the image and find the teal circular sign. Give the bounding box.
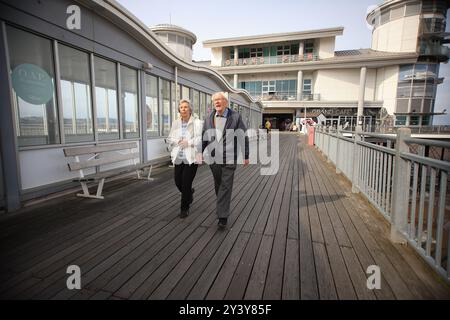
[11,63,53,105]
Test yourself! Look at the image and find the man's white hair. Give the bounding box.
[212,92,229,102]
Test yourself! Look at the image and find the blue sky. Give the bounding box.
[117,0,449,125]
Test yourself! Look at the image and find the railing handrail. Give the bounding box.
[404,137,450,149]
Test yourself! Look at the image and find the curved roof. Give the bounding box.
[77,0,261,109]
[150,24,197,44]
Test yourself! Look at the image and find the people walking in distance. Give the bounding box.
[265,120,271,133]
[201,92,249,229]
[167,99,203,218]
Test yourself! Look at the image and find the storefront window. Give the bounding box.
[161,79,171,136]
[171,82,178,122]
[120,66,139,139]
[95,56,119,141]
[181,85,190,100]
[59,44,94,143]
[145,74,159,137]
[193,90,200,118]
[200,92,207,120]
[7,26,60,147]
[206,94,212,116]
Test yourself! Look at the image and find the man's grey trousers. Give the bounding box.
[209,164,236,219]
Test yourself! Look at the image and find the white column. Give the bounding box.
[357,67,367,125]
[299,41,304,57]
[234,46,238,62]
[233,74,238,88]
[297,70,303,101]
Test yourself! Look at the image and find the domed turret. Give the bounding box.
[150,24,197,61]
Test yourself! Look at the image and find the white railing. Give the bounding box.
[314,125,450,284]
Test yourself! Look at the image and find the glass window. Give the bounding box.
[120,65,139,139]
[410,116,420,125]
[423,99,433,113]
[193,90,200,118]
[304,41,314,54]
[405,3,421,16]
[410,99,422,113]
[238,48,250,59]
[421,115,430,126]
[396,99,409,113]
[177,35,184,45]
[398,65,414,82]
[302,79,312,95]
[145,74,158,137]
[380,10,390,24]
[424,84,435,98]
[7,26,60,147]
[250,48,263,57]
[171,82,178,122]
[95,56,119,141]
[200,92,207,120]
[411,84,425,97]
[390,6,405,20]
[168,34,176,43]
[181,85,190,100]
[395,116,407,126]
[277,45,290,55]
[58,44,93,143]
[161,79,170,136]
[206,94,212,116]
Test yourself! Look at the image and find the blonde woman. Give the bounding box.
[167,99,203,218]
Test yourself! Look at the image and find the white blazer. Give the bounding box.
[167,115,203,165]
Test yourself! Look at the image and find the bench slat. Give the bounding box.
[63,142,137,157]
[68,152,138,171]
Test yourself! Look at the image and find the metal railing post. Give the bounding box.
[352,127,362,193]
[336,126,342,174]
[390,128,411,244]
[326,127,331,162]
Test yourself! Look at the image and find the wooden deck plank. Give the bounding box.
[220,233,263,300]
[243,234,274,300]
[282,239,300,299]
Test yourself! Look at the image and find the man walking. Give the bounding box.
[202,92,249,229]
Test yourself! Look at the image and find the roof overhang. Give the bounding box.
[203,27,344,48]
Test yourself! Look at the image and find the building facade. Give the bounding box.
[203,0,450,130]
[0,0,263,212]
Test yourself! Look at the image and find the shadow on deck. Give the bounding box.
[0,133,449,300]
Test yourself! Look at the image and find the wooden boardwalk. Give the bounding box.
[0,133,449,300]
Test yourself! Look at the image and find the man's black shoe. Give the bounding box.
[189,188,195,205]
[180,209,189,218]
[218,218,227,229]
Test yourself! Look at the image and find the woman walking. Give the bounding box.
[167,99,203,218]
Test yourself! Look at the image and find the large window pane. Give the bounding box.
[95,57,119,141]
[200,92,207,120]
[206,94,212,116]
[120,65,139,139]
[145,74,159,137]
[161,79,170,136]
[193,90,200,118]
[181,85,190,100]
[59,44,93,143]
[171,82,178,122]
[7,26,60,147]
[396,99,409,113]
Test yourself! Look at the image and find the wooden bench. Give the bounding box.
[63,142,170,199]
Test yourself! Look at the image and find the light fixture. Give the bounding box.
[143,62,153,71]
